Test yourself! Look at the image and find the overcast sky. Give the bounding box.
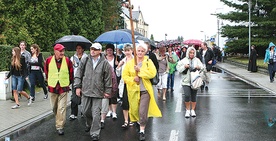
[131,0,233,46]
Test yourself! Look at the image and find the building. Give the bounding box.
[121,6,149,38]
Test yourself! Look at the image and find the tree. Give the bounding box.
[219,0,276,56]
[102,0,122,31]
[66,0,104,42]
[2,0,69,51]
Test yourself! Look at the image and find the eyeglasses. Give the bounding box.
[90,48,100,51]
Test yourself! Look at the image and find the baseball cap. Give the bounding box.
[91,43,102,50]
[54,44,65,51]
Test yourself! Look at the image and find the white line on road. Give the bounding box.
[175,92,182,113]
[169,130,179,141]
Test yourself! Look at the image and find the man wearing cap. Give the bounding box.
[74,43,112,141]
[44,44,74,135]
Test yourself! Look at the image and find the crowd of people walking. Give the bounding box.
[5,40,222,141]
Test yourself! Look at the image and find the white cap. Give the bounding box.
[91,43,102,50]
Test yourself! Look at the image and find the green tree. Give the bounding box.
[2,0,69,51]
[66,0,104,42]
[219,0,276,56]
[102,0,122,31]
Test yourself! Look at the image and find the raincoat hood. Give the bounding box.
[186,47,197,59]
[267,42,276,50]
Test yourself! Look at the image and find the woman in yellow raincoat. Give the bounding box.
[122,44,162,141]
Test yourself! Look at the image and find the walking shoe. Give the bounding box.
[91,135,99,141]
[101,122,105,129]
[28,97,33,106]
[191,110,196,117]
[139,132,146,141]
[85,126,90,132]
[185,110,190,118]
[69,115,77,121]
[44,93,48,99]
[11,104,20,109]
[200,85,204,92]
[106,111,112,117]
[129,122,134,127]
[112,112,117,119]
[57,129,64,135]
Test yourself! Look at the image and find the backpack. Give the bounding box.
[147,59,159,85]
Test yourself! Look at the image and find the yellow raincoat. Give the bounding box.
[122,56,162,122]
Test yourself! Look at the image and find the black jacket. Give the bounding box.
[199,48,214,71]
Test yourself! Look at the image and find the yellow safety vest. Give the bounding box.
[48,56,70,87]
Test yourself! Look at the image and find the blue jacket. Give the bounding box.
[264,42,276,63]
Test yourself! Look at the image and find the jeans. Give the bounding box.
[11,75,24,92]
[29,70,47,98]
[167,72,175,89]
[268,64,275,81]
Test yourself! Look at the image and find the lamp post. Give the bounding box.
[248,0,251,56]
[165,33,167,41]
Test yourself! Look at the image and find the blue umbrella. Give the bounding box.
[94,30,138,44]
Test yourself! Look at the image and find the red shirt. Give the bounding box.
[44,56,73,94]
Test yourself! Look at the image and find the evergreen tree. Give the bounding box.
[219,0,276,56]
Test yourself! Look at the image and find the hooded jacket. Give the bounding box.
[264,42,276,63]
[176,47,203,86]
[122,56,162,122]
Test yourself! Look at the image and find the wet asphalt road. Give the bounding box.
[14,69,276,141]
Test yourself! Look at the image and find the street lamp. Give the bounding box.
[248,0,252,56]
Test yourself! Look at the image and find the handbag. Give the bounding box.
[150,73,159,85]
[190,70,203,90]
[71,94,81,105]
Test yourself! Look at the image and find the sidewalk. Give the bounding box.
[0,90,71,141]
[215,62,276,95]
[0,62,276,140]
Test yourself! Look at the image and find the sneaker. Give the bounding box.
[69,115,77,121]
[57,129,64,135]
[205,86,209,91]
[139,132,146,141]
[106,111,112,118]
[11,104,20,109]
[191,110,196,117]
[185,110,190,118]
[112,112,117,119]
[28,97,33,106]
[44,93,48,99]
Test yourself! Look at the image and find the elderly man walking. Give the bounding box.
[44,44,74,135]
[74,43,112,141]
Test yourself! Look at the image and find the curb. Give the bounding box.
[0,101,71,141]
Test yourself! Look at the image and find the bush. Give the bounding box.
[0,45,13,71]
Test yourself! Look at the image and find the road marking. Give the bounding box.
[169,130,179,141]
[175,93,182,113]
